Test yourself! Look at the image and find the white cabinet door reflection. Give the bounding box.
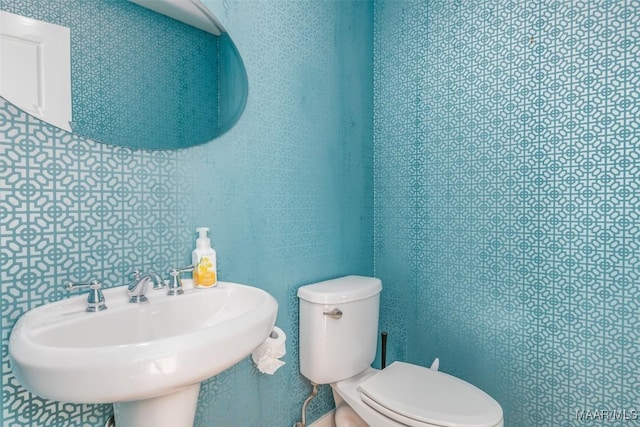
[0,11,71,131]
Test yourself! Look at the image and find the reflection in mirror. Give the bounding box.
[0,0,247,150]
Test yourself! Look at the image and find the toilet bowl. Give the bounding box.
[335,401,368,427]
[331,367,405,427]
[298,276,503,427]
[330,364,503,427]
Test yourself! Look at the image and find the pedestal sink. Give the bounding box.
[9,280,278,427]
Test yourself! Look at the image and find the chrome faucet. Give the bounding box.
[128,270,166,303]
[66,280,107,312]
[167,265,194,296]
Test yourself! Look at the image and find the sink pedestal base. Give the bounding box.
[113,383,201,427]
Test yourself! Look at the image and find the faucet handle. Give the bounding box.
[173,265,194,274]
[67,280,102,290]
[66,280,107,312]
[167,265,193,296]
[130,269,142,281]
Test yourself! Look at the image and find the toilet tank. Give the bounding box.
[298,275,382,385]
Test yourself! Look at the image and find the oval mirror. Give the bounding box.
[0,0,248,150]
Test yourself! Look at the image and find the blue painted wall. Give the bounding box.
[0,0,219,149]
[374,1,639,426]
[0,0,374,425]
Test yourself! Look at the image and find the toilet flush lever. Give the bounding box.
[323,308,342,319]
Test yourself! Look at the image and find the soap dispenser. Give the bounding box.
[192,227,217,288]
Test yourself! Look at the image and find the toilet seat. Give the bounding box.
[357,362,503,427]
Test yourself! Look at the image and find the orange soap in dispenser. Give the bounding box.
[192,227,217,288]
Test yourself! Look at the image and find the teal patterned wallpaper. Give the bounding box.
[0,0,219,149]
[0,0,374,425]
[374,1,639,426]
[4,0,638,426]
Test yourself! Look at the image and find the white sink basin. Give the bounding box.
[9,280,278,426]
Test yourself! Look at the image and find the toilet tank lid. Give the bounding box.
[297,275,382,304]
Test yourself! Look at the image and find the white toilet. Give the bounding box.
[298,275,503,427]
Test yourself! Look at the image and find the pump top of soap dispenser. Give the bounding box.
[196,227,211,248]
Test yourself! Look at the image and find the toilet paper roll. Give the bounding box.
[251,326,286,375]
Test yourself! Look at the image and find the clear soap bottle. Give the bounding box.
[192,227,217,288]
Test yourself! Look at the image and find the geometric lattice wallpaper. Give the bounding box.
[1,0,373,425]
[374,1,639,426]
